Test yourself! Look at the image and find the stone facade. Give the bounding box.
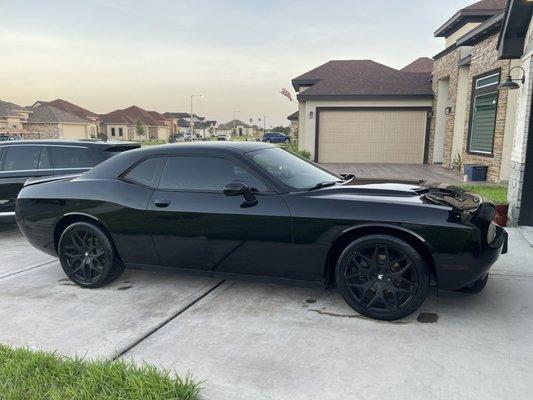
[431,34,512,182]
[22,123,60,140]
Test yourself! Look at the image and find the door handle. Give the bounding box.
[154,199,171,208]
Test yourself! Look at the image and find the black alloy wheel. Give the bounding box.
[58,222,124,288]
[336,235,429,320]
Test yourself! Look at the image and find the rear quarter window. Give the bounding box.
[3,146,44,171]
[123,157,165,188]
[50,146,96,169]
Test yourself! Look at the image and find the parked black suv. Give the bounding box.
[0,140,140,218]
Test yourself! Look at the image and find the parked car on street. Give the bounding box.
[0,140,139,218]
[16,142,507,320]
[169,133,194,143]
[262,132,291,144]
[0,134,22,141]
[217,132,231,141]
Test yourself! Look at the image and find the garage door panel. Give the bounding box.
[318,110,427,164]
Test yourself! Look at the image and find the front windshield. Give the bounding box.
[248,147,342,190]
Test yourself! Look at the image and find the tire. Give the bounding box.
[284,139,290,144]
[456,273,488,294]
[335,235,429,320]
[58,222,125,288]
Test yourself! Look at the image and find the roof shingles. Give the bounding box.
[292,60,433,99]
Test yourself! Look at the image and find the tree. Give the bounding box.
[270,125,291,135]
[135,119,146,138]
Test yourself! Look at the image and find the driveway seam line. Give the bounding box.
[0,259,57,280]
[112,279,226,361]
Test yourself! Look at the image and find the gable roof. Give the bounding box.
[34,99,98,119]
[0,100,26,118]
[26,105,90,124]
[292,60,433,100]
[287,111,299,121]
[100,106,166,126]
[218,120,252,130]
[401,57,434,73]
[434,0,507,38]
[164,112,204,120]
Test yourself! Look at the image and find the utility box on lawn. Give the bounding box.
[464,164,488,181]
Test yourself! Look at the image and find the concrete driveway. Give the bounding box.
[1,222,532,400]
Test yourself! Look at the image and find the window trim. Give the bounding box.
[466,69,501,157]
[475,72,500,89]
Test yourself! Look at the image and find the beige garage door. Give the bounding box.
[318,110,428,163]
[61,124,87,140]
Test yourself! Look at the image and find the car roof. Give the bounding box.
[82,141,277,180]
[0,139,139,148]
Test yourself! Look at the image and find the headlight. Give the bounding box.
[487,222,497,244]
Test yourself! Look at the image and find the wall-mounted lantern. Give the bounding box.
[498,66,526,90]
[309,111,314,119]
[445,107,452,115]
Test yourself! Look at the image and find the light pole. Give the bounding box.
[232,110,239,136]
[190,94,203,139]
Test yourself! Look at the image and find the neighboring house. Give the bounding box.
[163,112,209,137]
[0,100,29,134]
[429,0,516,182]
[33,99,99,138]
[23,104,94,140]
[99,106,169,141]
[287,111,299,138]
[292,58,434,163]
[497,0,533,225]
[218,120,253,136]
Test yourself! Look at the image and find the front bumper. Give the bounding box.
[436,224,507,291]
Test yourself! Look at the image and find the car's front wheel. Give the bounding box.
[58,222,124,288]
[336,235,429,320]
[284,138,290,144]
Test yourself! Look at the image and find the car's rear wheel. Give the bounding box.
[336,235,429,320]
[265,139,271,143]
[58,222,124,288]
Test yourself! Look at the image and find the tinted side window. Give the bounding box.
[3,146,42,171]
[124,157,165,188]
[159,156,269,192]
[50,146,96,169]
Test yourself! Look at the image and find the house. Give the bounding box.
[163,112,211,137]
[23,104,95,140]
[292,58,434,163]
[287,111,299,138]
[497,0,533,225]
[99,106,169,141]
[429,0,516,182]
[33,99,99,138]
[218,120,253,136]
[0,100,29,134]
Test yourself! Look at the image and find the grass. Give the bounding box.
[0,344,201,400]
[458,184,508,205]
[139,139,167,146]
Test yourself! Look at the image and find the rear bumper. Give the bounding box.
[436,225,507,291]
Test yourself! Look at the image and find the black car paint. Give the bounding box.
[0,140,139,215]
[16,142,507,291]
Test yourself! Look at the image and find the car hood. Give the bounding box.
[308,181,483,212]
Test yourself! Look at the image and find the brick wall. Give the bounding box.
[430,34,512,182]
[461,35,511,182]
[22,123,60,139]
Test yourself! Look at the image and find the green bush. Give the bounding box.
[280,143,311,159]
[0,344,201,400]
[140,139,166,146]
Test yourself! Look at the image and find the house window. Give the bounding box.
[468,71,500,155]
[119,127,123,137]
[111,127,116,137]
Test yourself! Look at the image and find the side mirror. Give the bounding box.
[223,181,257,205]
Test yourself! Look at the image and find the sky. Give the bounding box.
[1,0,477,127]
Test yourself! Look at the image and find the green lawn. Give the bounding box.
[458,184,508,205]
[0,345,201,400]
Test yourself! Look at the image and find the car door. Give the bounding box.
[147,154,294,279]
[0,145,50,214]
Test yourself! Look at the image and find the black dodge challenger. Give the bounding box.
[16,142,507,320]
